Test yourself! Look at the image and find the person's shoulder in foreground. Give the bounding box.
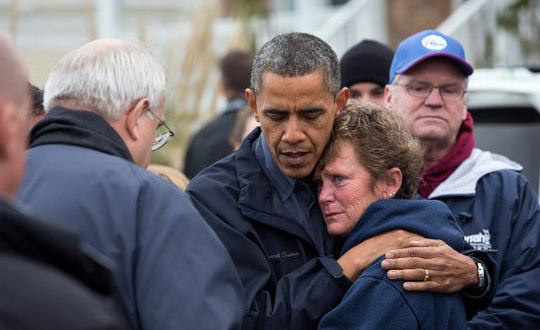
[0,200,126,330]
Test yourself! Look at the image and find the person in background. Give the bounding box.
[229,106,259,151]
[187,32,495,329]
[184,49,254,178]
[147,164,190,190]
[317,101,467,329]
[17,38,244,330]
[28,83,45,130]
[0,30,126,330]
[339,39,394,107]
[384,29,540,328]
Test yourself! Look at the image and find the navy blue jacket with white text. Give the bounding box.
[428,148,540,329]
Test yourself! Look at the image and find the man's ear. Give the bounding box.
[0,102,21,158]
[335,87,349,115]
[382,167,402,199]
[125,98,150,141]
[245,89,259,122]
[461,105,468,121]
[383,84,392,110]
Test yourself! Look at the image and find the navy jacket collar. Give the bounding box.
[30,106,134,163]
[235,128,336,255]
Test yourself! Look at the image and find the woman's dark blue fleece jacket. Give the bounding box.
[319,199,467,330]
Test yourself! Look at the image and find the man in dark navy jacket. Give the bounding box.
[17,38,244,330]
[187,32,496,329]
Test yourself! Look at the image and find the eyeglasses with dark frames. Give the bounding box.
[394,81,467,101]
[146,108,175,151]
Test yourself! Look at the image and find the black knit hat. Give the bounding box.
[340,39,394,88]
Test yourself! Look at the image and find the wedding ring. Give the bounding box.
[423,268,430,281]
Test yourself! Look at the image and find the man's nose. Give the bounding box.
[424,87,444,106]
[283,118,305,143]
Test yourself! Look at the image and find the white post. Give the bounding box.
[95,0,120,38]
[294,0,325,32]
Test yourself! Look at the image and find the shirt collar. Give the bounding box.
[254,134,296,201]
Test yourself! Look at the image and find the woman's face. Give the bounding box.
[316,141,385,237]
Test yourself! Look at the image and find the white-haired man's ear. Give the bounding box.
[125,98,150,141]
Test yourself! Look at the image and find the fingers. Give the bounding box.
[402,281,439,292]
[385,268,454,293]
[386,268,430,281]
[384,246,441,261]
[407,238,446,248]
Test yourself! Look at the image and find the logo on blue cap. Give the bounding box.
[421,34,447,50]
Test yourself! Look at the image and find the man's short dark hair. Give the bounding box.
[250,32,341,97]
[220,50,254,98]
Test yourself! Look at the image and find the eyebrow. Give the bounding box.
[299,107,325,114]
[408,79,462,87]
[262,108,287,114]
[262,107,325,114]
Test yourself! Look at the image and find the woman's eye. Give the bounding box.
[333,175,345,184]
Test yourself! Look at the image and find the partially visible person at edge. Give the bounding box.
[384,29,540,328]
[0,30,126,329]
[229,106,259,151]
[339,39,394,107]
[317,101,467,329]
[147,164,190,191]
[28,83,45,130]
[17,38,244,330]
[184,49,254,178]
[186,32,495,329]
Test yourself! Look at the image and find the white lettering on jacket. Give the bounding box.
[465,229,492,251]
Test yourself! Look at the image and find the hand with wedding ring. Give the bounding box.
[381,238,479,294]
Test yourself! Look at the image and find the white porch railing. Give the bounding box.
[315,0,387,58]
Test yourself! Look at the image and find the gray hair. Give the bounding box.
[44,39,165,121]
[250,32,340,96]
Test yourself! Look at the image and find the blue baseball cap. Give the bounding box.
[389,30,473,83]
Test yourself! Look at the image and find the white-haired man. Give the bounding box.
[17,38,244,330]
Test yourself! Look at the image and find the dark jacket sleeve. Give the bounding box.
[466,172,540,329]
[187,185,351,330]
[412,193,498,318]
[460,248,497,320]
[0,253,126,330]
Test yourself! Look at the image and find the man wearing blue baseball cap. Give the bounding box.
[383,29,540,329]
